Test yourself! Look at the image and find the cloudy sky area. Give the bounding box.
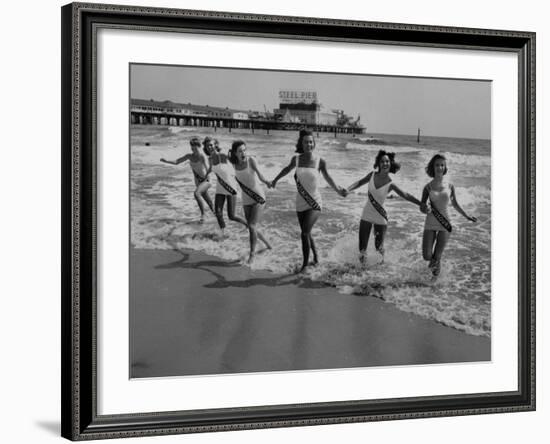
[131,64,491,139]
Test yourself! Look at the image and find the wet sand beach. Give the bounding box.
[130,247,491,378]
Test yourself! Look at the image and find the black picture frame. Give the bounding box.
[61,2,536,440]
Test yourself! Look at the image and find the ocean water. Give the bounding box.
[131,125,491,337]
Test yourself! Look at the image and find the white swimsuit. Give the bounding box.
[212,161,239,196]
[234,158,266,206]
[424,182,452,232]
[295,155,322,212]
[361,172,391,225]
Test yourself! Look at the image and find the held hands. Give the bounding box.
[336,187,348,198]
[420,203,430,214]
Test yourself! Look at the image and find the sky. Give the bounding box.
[130,64,491,139]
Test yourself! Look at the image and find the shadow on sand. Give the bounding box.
[155,248,327,290]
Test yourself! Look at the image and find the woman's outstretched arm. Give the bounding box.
[450,184,477,222]
[346,171,373,193]
[390,183,422,206]
[249,157,272,187]
[320,159,346,196]
[419,184,430,214]
[160,153,191,165]
[271,157,297,188]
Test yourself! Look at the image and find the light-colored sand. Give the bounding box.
[130,248,490,378]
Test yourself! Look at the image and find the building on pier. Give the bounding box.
[130,95,365,134]
[131,99,249,126]
[273,90,338,126]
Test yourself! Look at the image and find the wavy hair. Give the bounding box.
[425,154,448,177]
[374,150,400,174]
[295,129,315,153]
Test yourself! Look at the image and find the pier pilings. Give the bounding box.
[130,112,364,135]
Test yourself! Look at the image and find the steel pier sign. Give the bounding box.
[279,90,318,104]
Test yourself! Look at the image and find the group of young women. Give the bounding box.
[160,129,477,277]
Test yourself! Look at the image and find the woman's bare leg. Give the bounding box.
[201,189,214,213]
[422,230,437,261]
[214,194,227,230]
[297,209,321,272]
[226,195,248,227]
[373,224,387,261]
[195,180,213,215]
[359,220,373,263]
[430,231,450,277]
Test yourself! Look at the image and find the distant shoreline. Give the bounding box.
[130,123,491,143]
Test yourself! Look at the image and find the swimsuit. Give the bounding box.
[295,155,322,212]
[361,172,391,225]
[212,160,238,196]
[234,158,266,206]
[424,182,452,232]
[189,158,208,186]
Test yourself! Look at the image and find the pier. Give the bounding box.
[130,96,365,135]
[131,112,363,135]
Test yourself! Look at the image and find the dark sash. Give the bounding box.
[429,198,452,232]
[193,170,206,184]
[236,179,265,204]
[216,174,237,195]
[294,174,321,211]
[368,191,388,221]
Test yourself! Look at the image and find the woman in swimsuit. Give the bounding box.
[202,136,248,236]
[346,150,422,264]
[229,140,272,263]
[160,136,214,223]
[420,154,477,278]
[271,129,346,273]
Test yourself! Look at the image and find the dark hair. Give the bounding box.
[229,140,246,164]
[189,137,201,147]
[202,136,213,156]
[295,129,315,153]
[374,150,400,174]
[425,154,448,177]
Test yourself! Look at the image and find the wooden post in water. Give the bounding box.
[417,128,421,143]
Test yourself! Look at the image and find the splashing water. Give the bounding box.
[131,126,491,337]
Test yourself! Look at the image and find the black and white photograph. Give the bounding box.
[1,0,540,442]
[129,64,491,379]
